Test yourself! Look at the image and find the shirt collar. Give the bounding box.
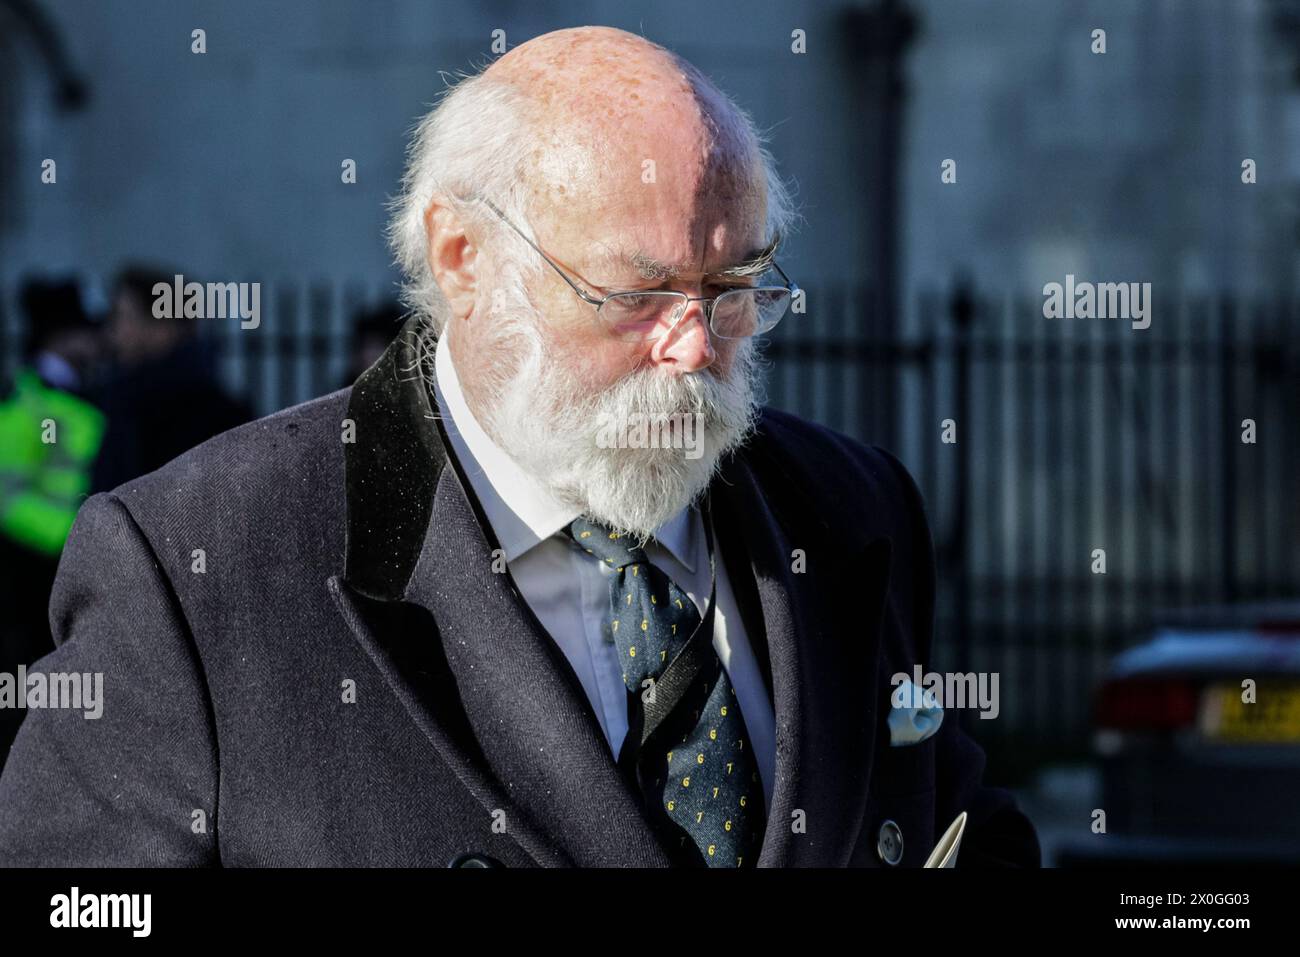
[432,331,697,572]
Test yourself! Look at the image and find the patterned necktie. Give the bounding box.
[566,512,766,867]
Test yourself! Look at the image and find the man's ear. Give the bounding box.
[424,199,479,321]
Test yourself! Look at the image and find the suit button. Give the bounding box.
[448,852,501,868]
[876,820,904,866]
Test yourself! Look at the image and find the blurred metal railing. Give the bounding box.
[764,283,1300,753]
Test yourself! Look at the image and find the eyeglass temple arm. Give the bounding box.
[477,197,605,305]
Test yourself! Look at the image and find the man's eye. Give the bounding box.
[605,294,664,317]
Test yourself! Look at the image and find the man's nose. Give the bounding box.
[648,300,716,373]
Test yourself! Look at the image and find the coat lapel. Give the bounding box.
[401,460,678,866]
[328,574,571,867]
[328,316,674,867]
[713,443,889,867]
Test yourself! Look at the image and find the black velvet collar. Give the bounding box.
[341,313,447,601]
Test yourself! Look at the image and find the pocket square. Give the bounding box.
[888,678,944,746]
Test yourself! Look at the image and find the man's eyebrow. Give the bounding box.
[606,235,783,284]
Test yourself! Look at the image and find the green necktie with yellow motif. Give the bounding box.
[565,513,766,867]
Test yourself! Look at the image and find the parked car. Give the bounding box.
[1058,602,1300,866]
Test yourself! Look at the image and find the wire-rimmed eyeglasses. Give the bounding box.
[477,197,798,342]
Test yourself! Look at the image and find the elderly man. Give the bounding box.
[0,26,1038,868]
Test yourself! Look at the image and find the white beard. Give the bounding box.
[465,290,762,543]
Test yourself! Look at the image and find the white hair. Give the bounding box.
[387,60,800,339]
[387,71,542,338]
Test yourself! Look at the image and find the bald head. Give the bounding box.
[472,29,764,292]
[489,29,737,141]
[488,26,695,115]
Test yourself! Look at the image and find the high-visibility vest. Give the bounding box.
[0,369,107,556]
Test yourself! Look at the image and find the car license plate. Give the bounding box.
[1201,683,1300,743]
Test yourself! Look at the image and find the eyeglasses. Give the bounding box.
[477,197,798,342]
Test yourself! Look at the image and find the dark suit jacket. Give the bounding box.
[0,315,1039,867]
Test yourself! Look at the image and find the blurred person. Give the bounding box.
[0,279,105,767]
[0,28,1037,868]
[88,265,253,493]
[17,279,102,397]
